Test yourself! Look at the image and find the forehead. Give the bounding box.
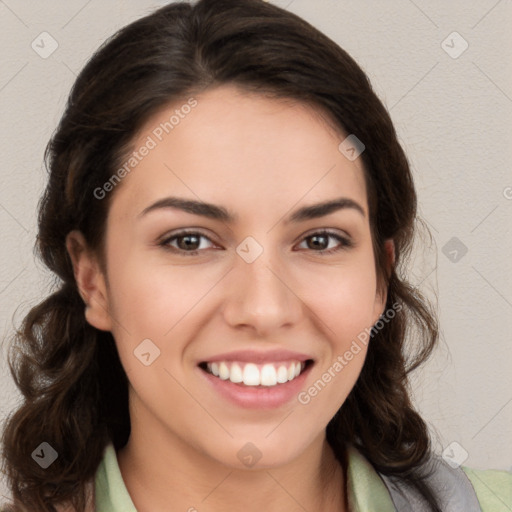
[108,84,368,223]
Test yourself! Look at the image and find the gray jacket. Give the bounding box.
[379,456,482,511]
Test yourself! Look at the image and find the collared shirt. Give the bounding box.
[94,442,512,511]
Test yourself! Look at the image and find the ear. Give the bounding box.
[384,238,395,275]
[372,239,395,321]
[65,230,112,331]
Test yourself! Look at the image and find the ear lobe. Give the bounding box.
[65,230,112,332]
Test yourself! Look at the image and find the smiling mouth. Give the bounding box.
[198,359,314,387]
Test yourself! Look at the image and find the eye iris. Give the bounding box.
[179,234,200,250]
[309,234,328,250]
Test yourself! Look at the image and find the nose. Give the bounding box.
[222,246,303,336]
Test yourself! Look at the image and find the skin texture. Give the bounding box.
[66,84,392,512]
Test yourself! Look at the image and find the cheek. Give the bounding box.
[103,251,225,388]
[106,250,211,334]
[299,259,379,337]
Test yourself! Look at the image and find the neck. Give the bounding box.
[117,409,347,512]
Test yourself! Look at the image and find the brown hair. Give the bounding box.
[1,1,441,510]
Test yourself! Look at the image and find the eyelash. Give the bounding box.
[158,229,353,256]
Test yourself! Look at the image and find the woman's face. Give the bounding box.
[78,84,389,468]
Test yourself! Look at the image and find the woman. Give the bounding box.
[1,0,510,511]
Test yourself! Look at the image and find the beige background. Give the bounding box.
[1,0,511,500]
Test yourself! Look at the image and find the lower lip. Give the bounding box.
[198,363,313,409]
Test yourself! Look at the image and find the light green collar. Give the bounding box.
[345,444,396,512]
[94,443,137,511]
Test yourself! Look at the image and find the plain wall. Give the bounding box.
[1,0,511,501]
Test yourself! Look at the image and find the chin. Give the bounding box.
[207,433,314,471]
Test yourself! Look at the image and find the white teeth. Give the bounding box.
[260,364,277,386]
[276,365,288,383]
[218,362,229,380]
[204,360,307,387]
[243,363,260,386]
[230,363,243,383]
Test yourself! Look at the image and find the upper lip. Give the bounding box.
[199,349,314,364]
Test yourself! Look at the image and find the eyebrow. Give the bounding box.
[138,196,366,223]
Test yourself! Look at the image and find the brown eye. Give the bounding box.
[160,231,215,255]
[297,231,353,254]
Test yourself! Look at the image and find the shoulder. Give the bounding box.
[462,465,512,512]
[376,452,511,512]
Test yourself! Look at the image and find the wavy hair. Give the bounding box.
[1,0,440,510]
